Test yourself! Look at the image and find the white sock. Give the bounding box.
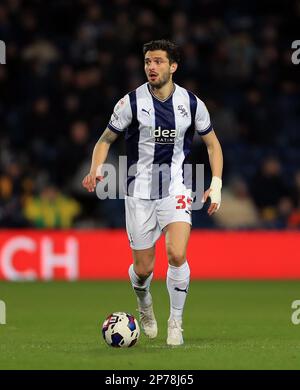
[128,264,153,308]
[167,261,190,321]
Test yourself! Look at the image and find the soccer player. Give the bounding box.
[82,40,223,345]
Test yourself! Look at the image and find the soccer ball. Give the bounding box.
[102,312,140,348]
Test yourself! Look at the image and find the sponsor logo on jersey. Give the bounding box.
[149,126,178,144]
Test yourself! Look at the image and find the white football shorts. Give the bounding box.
[125,192,193,250]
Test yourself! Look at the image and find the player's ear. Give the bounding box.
[170,62,178,74]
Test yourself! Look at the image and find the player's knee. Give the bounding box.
[134,265,153,280]
[167,248,186,267]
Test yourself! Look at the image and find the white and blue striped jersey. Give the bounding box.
[107,82,212,199]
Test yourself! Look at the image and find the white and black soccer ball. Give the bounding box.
[102,312,140,348]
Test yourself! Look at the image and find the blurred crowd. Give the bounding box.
[0,0,300,229]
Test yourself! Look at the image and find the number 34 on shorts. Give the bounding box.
[175,194,193,212]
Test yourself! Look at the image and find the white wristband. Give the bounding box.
[209,176,222,210]
[96,164,103,178]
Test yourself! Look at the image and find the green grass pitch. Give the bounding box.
[0,280,300,370]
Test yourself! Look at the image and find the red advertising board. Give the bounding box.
[0,230,299,280]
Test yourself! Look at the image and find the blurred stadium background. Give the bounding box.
[0,0,300,370]
[1,0,300,232]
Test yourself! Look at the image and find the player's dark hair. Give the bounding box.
[143,39,181,64]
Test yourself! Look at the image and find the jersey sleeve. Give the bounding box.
[107,94,132,133]
[195,97,213,135]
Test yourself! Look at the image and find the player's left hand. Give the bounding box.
[202,176,222,216]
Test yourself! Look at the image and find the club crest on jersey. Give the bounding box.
[149,126,178,144]
[178,105,188,117]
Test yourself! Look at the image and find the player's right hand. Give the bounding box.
[82,172,103,192]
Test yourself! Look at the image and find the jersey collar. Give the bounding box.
[147,83,176,103]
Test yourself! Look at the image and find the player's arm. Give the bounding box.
[201,130,223,215]
[82,128,119,192]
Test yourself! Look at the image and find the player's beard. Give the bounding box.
[148,70,171,89]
